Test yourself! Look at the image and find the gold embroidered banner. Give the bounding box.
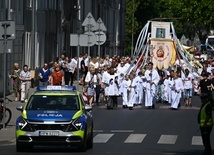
[151,38,176,70]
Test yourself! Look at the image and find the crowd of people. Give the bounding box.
[77,53,214,111]
[9,53,214,110]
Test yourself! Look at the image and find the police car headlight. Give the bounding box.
[18,118,33,131]
[65,118,83,132]
[74,119,82,130]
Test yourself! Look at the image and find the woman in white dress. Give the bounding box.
[85,67,96,106]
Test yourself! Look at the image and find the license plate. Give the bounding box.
[39,131,59,136]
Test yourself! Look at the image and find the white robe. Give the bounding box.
[117,65,127,95]
[168,77,174,104]
[121,79,131,106]
[163,78,170,102]
[127,79,137,107]
[144,69,160,107]
[142,77,147,104]
[102,71,111,95]
[134,76,143,104]
[171,78,184,109]
[107,74,119,96]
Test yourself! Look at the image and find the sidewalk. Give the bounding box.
[0,81,83,145]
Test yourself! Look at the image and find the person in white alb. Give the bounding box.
[168,70,175,105]
[182,68,194,106]
[127,73,137,110]
[117,61,127,95]
[107,67,119,109]
[19,65,31,102]
[171,71,184,110]
[163,71,170,104]
[101,65,110,105]
[134,71,144,105]
[121,75,131,108]
[144,62,160,109]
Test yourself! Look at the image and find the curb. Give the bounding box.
[0,128,16,145]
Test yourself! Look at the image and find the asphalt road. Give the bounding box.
[0,91,214,155]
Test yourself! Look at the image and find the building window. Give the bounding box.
[0,0,5,9]
[11,0,15,10]
[26,0,32,8]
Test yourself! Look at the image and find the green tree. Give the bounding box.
[125,0,140,55]
[152,0,214,42]
[130,0,214,46]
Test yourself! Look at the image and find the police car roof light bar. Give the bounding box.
[37,86,76,91]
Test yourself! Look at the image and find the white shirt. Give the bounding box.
[116,65,127,76]
[182,73,193,89]
[84,57,89,67]
[104,60,111,67]
[20,70,31,83]
[78,57,83,69]
[102,71,110,84]
[89,61,99,69]
[67,59,77,73]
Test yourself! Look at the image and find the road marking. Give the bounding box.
[93,134,114,143]
[157,135,177,144]
[191,136,203,145]
[93,130,104,132]
[124,134,146,143]
[110,130,134,133]
[159,105,200,110]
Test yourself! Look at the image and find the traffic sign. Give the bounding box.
[0,40,13,53]
[0,21,15,40]
[70,32,96,47]
[95,31,106,45]
[96,18,107,31]
[70,34,79,46]
[83,32,96,47]
[82,12,96,32]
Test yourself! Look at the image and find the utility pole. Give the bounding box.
[2,23,8,128]
[131,0,134,59]
[31,0,36,69]
[77,0,81,91]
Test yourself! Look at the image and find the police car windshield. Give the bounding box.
[26,95,80,110]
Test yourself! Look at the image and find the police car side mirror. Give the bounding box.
[85,104,92,111]
[16,105,23,111]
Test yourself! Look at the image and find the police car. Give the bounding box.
[16,86,93,152]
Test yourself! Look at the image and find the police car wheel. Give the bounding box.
[87,128,93,149]
[79,129,88,152]
[16,141,26,152]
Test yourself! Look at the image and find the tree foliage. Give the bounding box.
[125,0,214,54]
[125,0,140,55]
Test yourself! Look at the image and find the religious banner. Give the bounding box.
[151,38,176,70]
[151,21,171,39]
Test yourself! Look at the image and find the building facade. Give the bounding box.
[0,0,125,92]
